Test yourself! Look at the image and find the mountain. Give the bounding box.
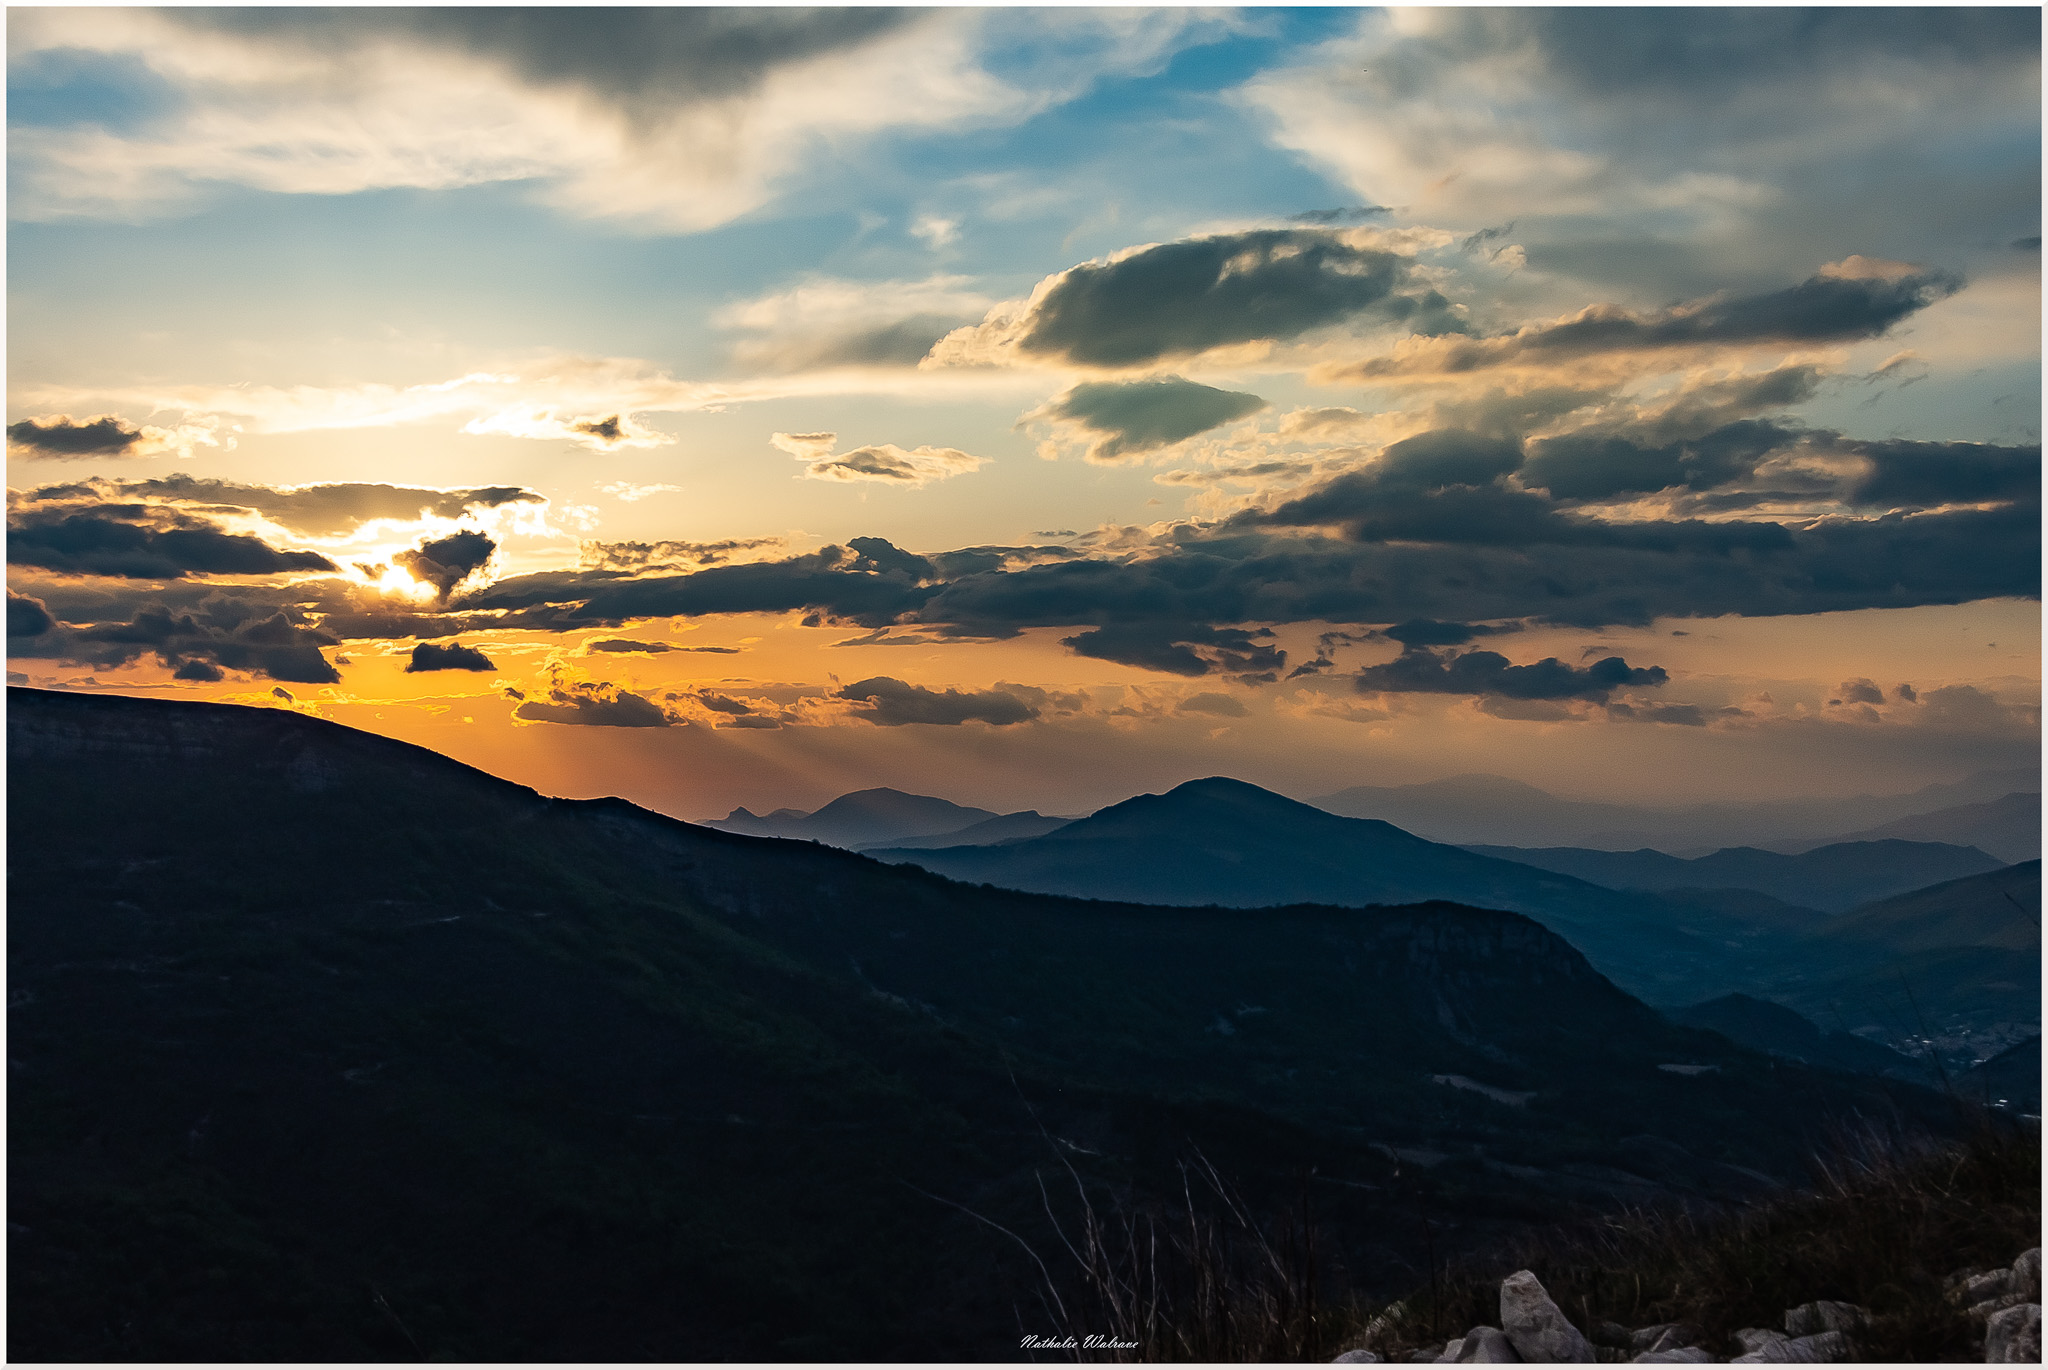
[1756,864,2041,1058]
[1959,1037,2042,1115]
[857,809,1071,850]
[703,785,999,847]
[1763,792,2041,865]
[864,776,1772,1002]
[1667,994,1926,1081]
[7,688,1947,1361]
[1311,768,2039,853]
[1817,861,2043,954]
[1463,840,2006,913]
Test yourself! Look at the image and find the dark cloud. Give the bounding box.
[586,638,674,654]
[579,537,788,572]
[1035,377,1267,460]
[836,676,1039,726]
[20,601,346,684]
[182,8,916,115]
[1335,263,1963,379]
[1006,228,1467,368]
[1523,420,1799,502]
[396,530,496,602]
[1837,678,1886,706]
[405,641,495,673]
[1290,206,1391,224]
[271,686,295,702]
[512,680,675,727]
[1499,7,2040,99]
[1377,619,1515,649]
[1062,623,1284,679]
[1605,701,1712,726]
[6,505,338,579]
[573,415,624,443]
[7,590,54,638]
[1178,691,1249,717]
[6,414,144,458]
[1851,438,2041,508]
[695,692,753,715]
[19,473,543,537]
[1356,647,1667,701]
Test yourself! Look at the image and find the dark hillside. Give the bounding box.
[7,689,1956,1361]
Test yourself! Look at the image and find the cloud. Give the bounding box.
[929,227,1465,370]
[1027,377,1268,462]
[1177,691,1249,717]
[1326,260,1963,381]
[394,530,496,602]
[404,641,495,673]
[599,482,681,503]
[836,675,1039,726]
[463,408,670,451]
[1605,701,1713,726]
[512,679,677,727]
[10,9,1222,230]
[1242,9,2039,292]
[8,591,55,638]
[9,598,344,683]
[719,275,992,372]
[5,413,225,460]
[579,537,789,572]
[18,473,545,537]
[6,505,339,579]
[775,431,990,487]
[585,638,673,655]
[1062,623,1286,679]
[1356,647,1667,700]
[1376,619,1517,649]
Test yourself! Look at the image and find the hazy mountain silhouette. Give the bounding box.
[1462,839,2005,913]
[1817,861,2042,953]
[1311,768,2039,853]
[864,776,1760,1001]
[704,786,999,847]
[10,688,1947,1361]
[1760,792,2041,865]
[860,808,1071,850]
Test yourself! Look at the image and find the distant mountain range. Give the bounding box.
[9,687,1945,1360]
[865,777,1777,1003]
[704,786,1073,850]
[1761,791,2040,864]
[1310,768,2038,854]
[867,777,2038,1064]
[1459,839,2004,913]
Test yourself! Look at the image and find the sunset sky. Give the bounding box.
[7,7,2040,821]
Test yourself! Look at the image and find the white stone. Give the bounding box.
[1456,1326,1521,1363]
[1333,1350,1382,1363]
[1735,1328,1790,1355]
[1987,1303,2042,1363]
[1633,1350,1712,1364]
[2015,1250,2043,1303]
[1783,1301,1868,1337]
[1499,1271,1595,1363]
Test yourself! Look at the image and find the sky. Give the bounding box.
[6,6,2041,822]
